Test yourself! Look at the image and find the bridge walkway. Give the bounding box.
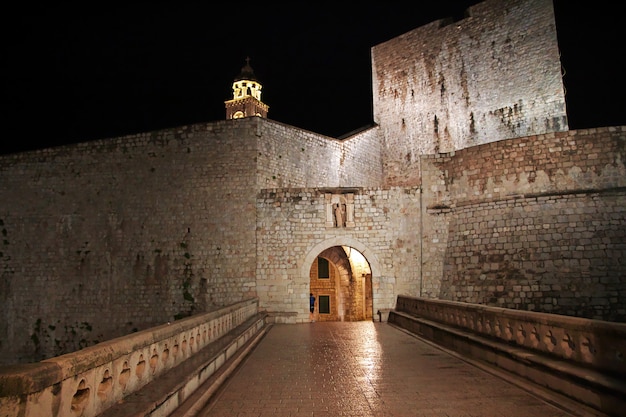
[179,322,597,417]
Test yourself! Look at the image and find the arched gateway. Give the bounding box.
[301,237,383,322]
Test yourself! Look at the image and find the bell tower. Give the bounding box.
[225,57,269,120]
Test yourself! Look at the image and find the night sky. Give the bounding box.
[4,1,624,155]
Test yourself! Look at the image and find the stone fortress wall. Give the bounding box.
[0,118,384,364]
[373,0,568,186]
[1,0,624,364]
[420,128,626,321]
[0,121,258,363]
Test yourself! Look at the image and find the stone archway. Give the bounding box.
[301,238,380,322]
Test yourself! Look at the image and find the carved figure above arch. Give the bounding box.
[325,193,355,228]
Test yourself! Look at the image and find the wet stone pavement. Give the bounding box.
[199,322,579,417]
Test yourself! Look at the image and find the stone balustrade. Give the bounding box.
[394,295,626,374]
[0,298,263,417]
[390,295,626,416]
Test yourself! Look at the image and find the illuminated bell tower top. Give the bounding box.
[225,57,269,120]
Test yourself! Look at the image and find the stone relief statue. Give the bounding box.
[326,193,354,228]
[334,203,346,227]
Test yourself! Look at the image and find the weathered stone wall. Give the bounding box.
[0,117,384,364]
[339,127,384,187]
[372,0,567,186]
[420,127,626,321]
[0,120,262,363]
[255,121,342,188]
[254,121,383,189]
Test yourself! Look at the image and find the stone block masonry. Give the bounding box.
[442,191,625,320]
[372,0,567,187]
[1,0,624,367]
[0,121,262,363]
[0,117,385,364]
[255,186,422,323]
[420,127,626,321]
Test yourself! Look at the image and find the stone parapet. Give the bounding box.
[390,295,626,416]
[0,298,264,417]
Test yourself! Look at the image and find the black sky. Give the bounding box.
[4,1,625,155]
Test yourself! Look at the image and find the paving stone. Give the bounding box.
[199,322,583,417]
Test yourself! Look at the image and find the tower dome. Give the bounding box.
[224,57,269,119]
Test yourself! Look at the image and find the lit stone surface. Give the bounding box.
[201,323,577,417]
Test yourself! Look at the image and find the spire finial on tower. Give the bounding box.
[236,57,256,82]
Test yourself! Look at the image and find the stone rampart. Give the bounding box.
[372,0,567,186]
[420,127,626,321]
[255,120,383,188]
[0,120,265,363]
[0,116,382,364]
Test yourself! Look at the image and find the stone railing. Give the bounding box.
[0,298,266,417]
[389,295,626,416]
